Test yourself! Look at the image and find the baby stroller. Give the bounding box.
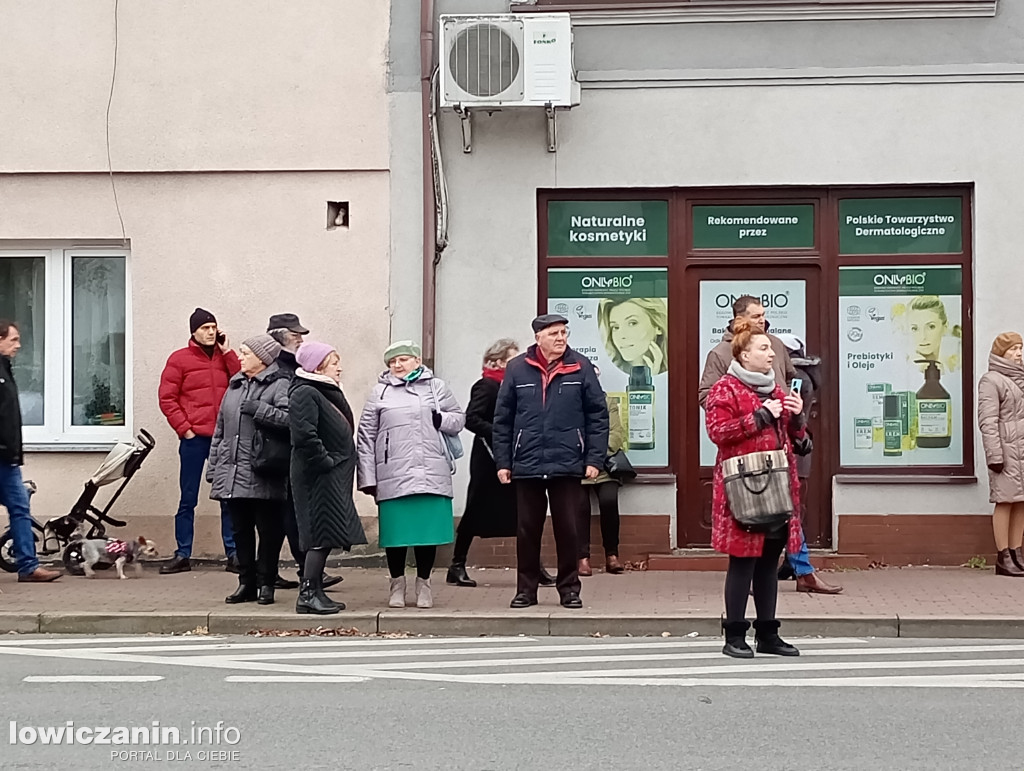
[0,429,155,575]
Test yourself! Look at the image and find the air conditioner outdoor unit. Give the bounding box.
[440,13,579,109]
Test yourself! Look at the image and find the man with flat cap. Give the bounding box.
[266,313,342,591]
[493,313,609,609]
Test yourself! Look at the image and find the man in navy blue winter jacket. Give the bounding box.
[493,314,609,609]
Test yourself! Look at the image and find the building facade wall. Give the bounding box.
[2,1,392,557]
[386,0,1022,563]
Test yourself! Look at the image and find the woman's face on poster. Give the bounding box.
[608,301,659,365]
[908,308,945,360]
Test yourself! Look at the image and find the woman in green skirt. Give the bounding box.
[356,341,465,608]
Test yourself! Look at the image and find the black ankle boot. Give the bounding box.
[296,579,341,615]
[722,620,753,658]
[753,619,800,656]
[225,583,257,604]
[314,585,344,612]
[446,561,477,587]
[257,586,275,605]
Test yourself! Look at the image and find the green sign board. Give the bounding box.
[547,200,669,257]
[838,265,962,297]
[692,204,814,249]
[839,197,962,255]
[546,268,669,299]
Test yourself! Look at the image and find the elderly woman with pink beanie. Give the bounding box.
[288,341,367,614]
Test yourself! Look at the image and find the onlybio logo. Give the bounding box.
[581,275,632,290]
[874,272,926,287]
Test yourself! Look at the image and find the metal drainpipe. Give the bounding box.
[420,0,437,367]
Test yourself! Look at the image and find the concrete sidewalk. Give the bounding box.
[2,564,1024,638]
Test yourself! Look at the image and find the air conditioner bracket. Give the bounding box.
[545,103,557,153]
[454,105,473,153]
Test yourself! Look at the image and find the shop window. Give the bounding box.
[0,247,131,447]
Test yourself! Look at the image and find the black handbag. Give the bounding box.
[252,427,291,477]
[604,450,637,481]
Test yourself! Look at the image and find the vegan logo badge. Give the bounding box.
[867,307,885,323]
[574,305,592,321]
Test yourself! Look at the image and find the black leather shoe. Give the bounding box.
[446,561,477,587]
[560,592,583,609]
[225,584,258,604]
[322,573,343,589]
[723,639,755,658]
[274,575,300,590]
[257,586,275,605]
[159,557,191,575]
[538,567,556,587]
[225,555,240,574]
[510,593,538,609]
[777,561,796,581]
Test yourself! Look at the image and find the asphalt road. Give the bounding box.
[2,634,1022,770]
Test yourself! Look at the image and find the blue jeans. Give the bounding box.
[787,531,815,577]
[0,464,40,576]
[174,436,235,560]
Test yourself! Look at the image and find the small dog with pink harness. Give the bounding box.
[75,536,159,579]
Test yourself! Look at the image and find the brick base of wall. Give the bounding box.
[461,514,671,568]
[838,514,994,566]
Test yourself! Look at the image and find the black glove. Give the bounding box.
[432,410,442,430]
[753,406,778,430]
[362,486,377,498]
[989,462,1005,474]
[240,400,259,416]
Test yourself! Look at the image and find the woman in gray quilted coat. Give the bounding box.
[356,340,465,609]
[208,334,289,605]
[978,332,1024,577]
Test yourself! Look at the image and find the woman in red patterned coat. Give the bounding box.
[705,317,806,659]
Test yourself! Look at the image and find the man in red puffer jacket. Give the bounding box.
[158,308,241,574]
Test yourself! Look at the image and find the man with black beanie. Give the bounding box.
[157,308,241,574]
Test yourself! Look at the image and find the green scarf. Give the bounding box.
[403,366,425,383]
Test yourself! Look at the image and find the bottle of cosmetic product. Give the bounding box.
[915,360,952,448]
[883,393,903,457]
[627,365,655,451]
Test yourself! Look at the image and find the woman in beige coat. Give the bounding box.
[978,332,1024,577]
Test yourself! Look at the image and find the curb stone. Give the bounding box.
[782,616,900,638]
[208,612,380,635]
[38,612,210,635]
[378,611,550,637]
[896,616,1024,639]
[0,613,41,634]
[547,614,721,637]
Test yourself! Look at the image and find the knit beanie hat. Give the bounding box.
[242,334,281,366]
[296,341,336,373]
[991,332,1023,358]
[383,340,421,365]
[189,307,217,334]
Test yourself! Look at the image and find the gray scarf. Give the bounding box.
[728,359,777,396]
[989,353,1024,395]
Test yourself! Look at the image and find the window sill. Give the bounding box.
[835,474,977,485]
[25,443,117,453]
[632,472,676,485]
[516,1,998,24]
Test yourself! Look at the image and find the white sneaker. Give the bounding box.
[389,576,406,608]
[415,577,433,609]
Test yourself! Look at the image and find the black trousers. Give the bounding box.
[577,481,621,560]
[226,499,284,589]
[724,537,787,623]
[516,477,582,598]
[280,494,306,576]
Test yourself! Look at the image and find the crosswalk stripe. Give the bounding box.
[0,636,224,647]
[64,636,537,655]
[224,675,369,683]
[23,675,164,682]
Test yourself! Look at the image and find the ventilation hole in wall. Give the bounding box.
[327,201,349,230]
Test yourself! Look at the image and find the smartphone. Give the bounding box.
[215,332,226,345]
[790,378,803,395]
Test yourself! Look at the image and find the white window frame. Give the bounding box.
[0,246,133,449]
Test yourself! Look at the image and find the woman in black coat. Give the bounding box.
[446,339,554,588]
[289,341,367,615]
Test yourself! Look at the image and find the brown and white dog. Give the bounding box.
[77,536,159,579]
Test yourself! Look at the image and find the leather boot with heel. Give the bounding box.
[753,619,800,656]
[296,579,340,615]
[446,561,477,587]
[996,549,1024,577]
[389,576,407,608]
[722,620,753,659]
[1011,547,1024,572]
[225,583,257,604]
